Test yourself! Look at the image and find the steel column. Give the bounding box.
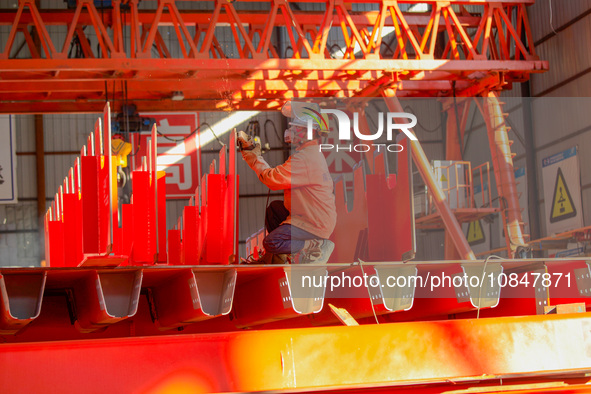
[521,81,541,243]
[443,101,464,260]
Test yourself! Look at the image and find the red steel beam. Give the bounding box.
[0,10,483,28]
[0,79,475,93]
[1,313,590,393]
[0,58,548,74]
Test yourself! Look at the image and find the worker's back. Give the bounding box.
[285,140,337,240]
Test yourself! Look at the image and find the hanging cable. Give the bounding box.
[403,105,442,133]
[126,115,142,158]
[125,80,130,143]
[549,0,558,36]
[156,122,225,147]
[328,43,346,59]
[264,119,287,149]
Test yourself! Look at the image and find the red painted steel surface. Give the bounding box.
[367,137,414,261]
[0,272,46,334]
[166,230,182,266]
[131,170,158,263]
[329,164,368,264]
[45,106,128,268]
[43,108,239,269]
[2,312,591,393]
[80,154,101,253]
[327,138,414,264]
[0,259,589,340]
[174,131,239,265]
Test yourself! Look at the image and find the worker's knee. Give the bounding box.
[262,236,276,254]
[263,225,291,254]
[263,235,283,254]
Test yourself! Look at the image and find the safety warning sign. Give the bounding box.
[542,147,583,235]
[462,184,490,254]
[550,168,576,223]
[466,220,485,245]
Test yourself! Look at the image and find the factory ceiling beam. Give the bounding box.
[0,0,546,113]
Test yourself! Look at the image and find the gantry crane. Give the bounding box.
[6,2,588,393]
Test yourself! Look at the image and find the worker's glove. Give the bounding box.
[241,142,262,162]
[250,143,262,156]
[237,130,255,151]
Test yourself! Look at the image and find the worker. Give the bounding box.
[238,101,337,264]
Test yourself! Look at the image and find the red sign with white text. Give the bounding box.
[134,113,201,198]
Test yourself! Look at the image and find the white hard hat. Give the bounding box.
[281,101,328,132]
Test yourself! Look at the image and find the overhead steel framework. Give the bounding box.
[0,0,547,113]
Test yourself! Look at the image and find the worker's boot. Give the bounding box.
[299,239,335,264]
[270,253,291,264]
[243,252,291,265]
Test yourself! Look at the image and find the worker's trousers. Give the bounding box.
[263,200,318,255]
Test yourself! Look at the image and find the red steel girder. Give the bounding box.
[0,0,547,112]
[0,9,483,28]
[1,312,591,393]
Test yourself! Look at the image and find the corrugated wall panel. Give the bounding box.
[38,0,66,9]
[0,0,19,7]
[1,113,40,266]
[415,231,445,260]
[531,98,591,148]
[44,154,78,199]
[17,156,37,199]
[500,86,524,98]
[15,115,35,152]
[529,0,591,43]
[44,114,100,153]
[14,115,38,200]
[0,202,40,267]
[531,13,591,96]
[540,66,591,98]
[165,200,189,230]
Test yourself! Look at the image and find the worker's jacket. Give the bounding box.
[242,140,337,239]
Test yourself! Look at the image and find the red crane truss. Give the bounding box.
[0,0,547,113]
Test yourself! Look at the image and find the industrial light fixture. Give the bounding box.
[171,91,185,101]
